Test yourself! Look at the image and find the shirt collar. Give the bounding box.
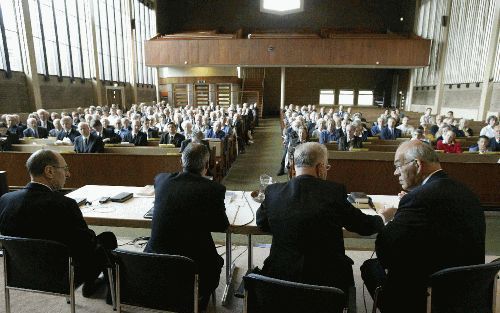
[421,169,443,185]
[30,181,53,191]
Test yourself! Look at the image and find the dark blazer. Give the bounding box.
[257,175,384,291]
[8,125,24,138]
[380,127,402,140]
[122,131,148,146]
[38,120,54,131]
[143,127,159,139]
[57,128,81,143]
[371,125,383,136]
[93,128,121,144]
[160,132,185,147]
[74,133,104,153]
[338,136,363,151]
[23,127,49,138]
[0,183,100,278]
[144,172,229,295]
[205,129,226,140]
[375,170,485,313]
[489,138,500,151]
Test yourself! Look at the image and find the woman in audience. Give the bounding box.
[181,120,194,140]
[480,115,498,138]
[436,130,462,153]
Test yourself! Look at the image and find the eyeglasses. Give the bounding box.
[321,163,331,171]
[394,159,415,172]
[52,165,70,172]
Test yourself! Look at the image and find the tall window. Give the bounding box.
[358,90,374,106]
[339,90,354,105]
[134,0,155,85]
[319,89,335,105]
[0,0,25,72]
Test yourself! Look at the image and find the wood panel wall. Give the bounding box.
[145,38,431,67]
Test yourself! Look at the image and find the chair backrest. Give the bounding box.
[0,235,71,295]
[428,258,500,313]
[243,273,346,313]
[113,249,197,313]
[0,171,8,197]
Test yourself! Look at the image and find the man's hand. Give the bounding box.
[398,191,408,199]
[379,205,397,224]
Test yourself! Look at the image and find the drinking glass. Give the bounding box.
[257,174,273,201]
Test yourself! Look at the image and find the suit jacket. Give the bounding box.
[143,127,159,139]
[205,129,226,140]
[380,127,402,140]
[160,132,185,147]
[93,128,121,144]
[74,133,104,153]
[57,128,81,143]
[0,183,100,273]
[371,125,383,136]
[375,171,485,313]
[489,138,500,151]
[338,136,363,151]
[123,131,148,146]
[23,127,49,138]
[144,172,229,289]
[257,175,384,291]
[7,125,24,138]
[38,120,54,131]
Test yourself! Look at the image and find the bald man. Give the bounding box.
[361,140,485,313]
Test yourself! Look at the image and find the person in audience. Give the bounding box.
[257,142,385,298]
[141,117,159,139]
[419,107,435,125]
[74,122,104,153]
[233,113,246,154]
[371,117,385,137]
[361,140,485,313]
[5,114,24,138]
[0,124,19,151]
[410,129,430,144]
[430,115,445,136]
[37,109,54,131]
[160,122,185,147]
[480,115,498,138]
[286,126,308,170]
[338,123,363,151]
[0,150,118,303]
[446,110,454,119]
[205,121,226,140]
[434,124,452,142]
[436,130,462,153]
[457,118,473,137]
[90,119,120,143]
[181,120,194,140]
[145,143,228,309]
[489,125,500,151]
[123,119,148,146]
[57,116,81,143]
[114,119,129,140]
[48,118,62,137]
[468,136,491,154]
[380,118,402,140]
[23,117,48,138]
[180,130,210,153]
[396,116,414,137]
[221,116,233,136]
[319,119,339,144]
[50,111,60,122]
[310,118,325,139]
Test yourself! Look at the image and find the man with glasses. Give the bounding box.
[361,140,485,313]
[256,142,385,300]
[0,150,117,304]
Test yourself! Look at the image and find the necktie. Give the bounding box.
[34,129,38,138]
[84,138,88,148]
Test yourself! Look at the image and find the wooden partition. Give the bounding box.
[0,152,182,188]
[327,151,500,206]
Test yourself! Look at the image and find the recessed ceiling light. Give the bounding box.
[261,0,304,15]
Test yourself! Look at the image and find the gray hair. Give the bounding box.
[293,142,327,168]
[181,143,209,173]
[26,150,59,177]
[399,140,439,164]
[191,130,204,142]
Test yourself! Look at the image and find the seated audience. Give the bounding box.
[122,119,148,146]
[90,119,120,143]
[57,116,81,143]
[396,116,414,137]
[37,109,54,131]
[181,120,194,140]
[23,117,48,138]
[419,107,435,125]
[144,143,228,309]
[338,124,363,151]
[286,126,308,169]
[410,129,430,144]
[371,117,385,137]
[257,142,384,297]
[457,118,473,137]
[180,130,210,153]
[49,118,62,137]
[480,115,498,138]
[380,118,402,140]
[489,125,500,151]
[436,130,462,153]
[74,122,104,153]
[468,136,491,154]
[0,150,118,304]
[114,119,129,140]
[319,119,341,144]
[141,117,159,139]
[205,121,226,140]
[361,140,485,313]
[430,115,445,136]
[5,114,24,138]
[160,122,185,147]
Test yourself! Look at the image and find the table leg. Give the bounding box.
[247,234,253,270]
[222,231,236,306]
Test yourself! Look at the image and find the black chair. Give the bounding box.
[0,171,8,197]
[113,249,214,313]
[0,235,80,313]
[243,273,347,313]
[427,258,500,313]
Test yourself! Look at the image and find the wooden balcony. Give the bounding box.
[145,36,431,68]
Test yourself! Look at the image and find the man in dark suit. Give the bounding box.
[145,143,229,308]
[371,117,385,137]
[5,114,24,138]
[122,120,148,146]
[57,116,81,143]
[0,150,117,303]
[74,122,104,153]
[489,125,500,151]
[160,122,185,147]
[204,121,226,140]
[257,142,385,296]
[380,118,402,140]
[90,119,120,144]
[338,124,363,151]
[23,117,49,138]
[37,109,54,131]
[180,130,210,153]
[141,117,159,139]
[361,140,485,313]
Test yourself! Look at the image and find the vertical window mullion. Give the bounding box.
[75,0,85,81]
[0,2,12,77]
[51,0,63,80]
[14,0,25,71]
[134,1,140,86]
[104,0,112,82]
[112,0,119,83]
[96,0,105,81]
[119,0,126,83]
[37,0,49,78]
[63,0,74,80]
